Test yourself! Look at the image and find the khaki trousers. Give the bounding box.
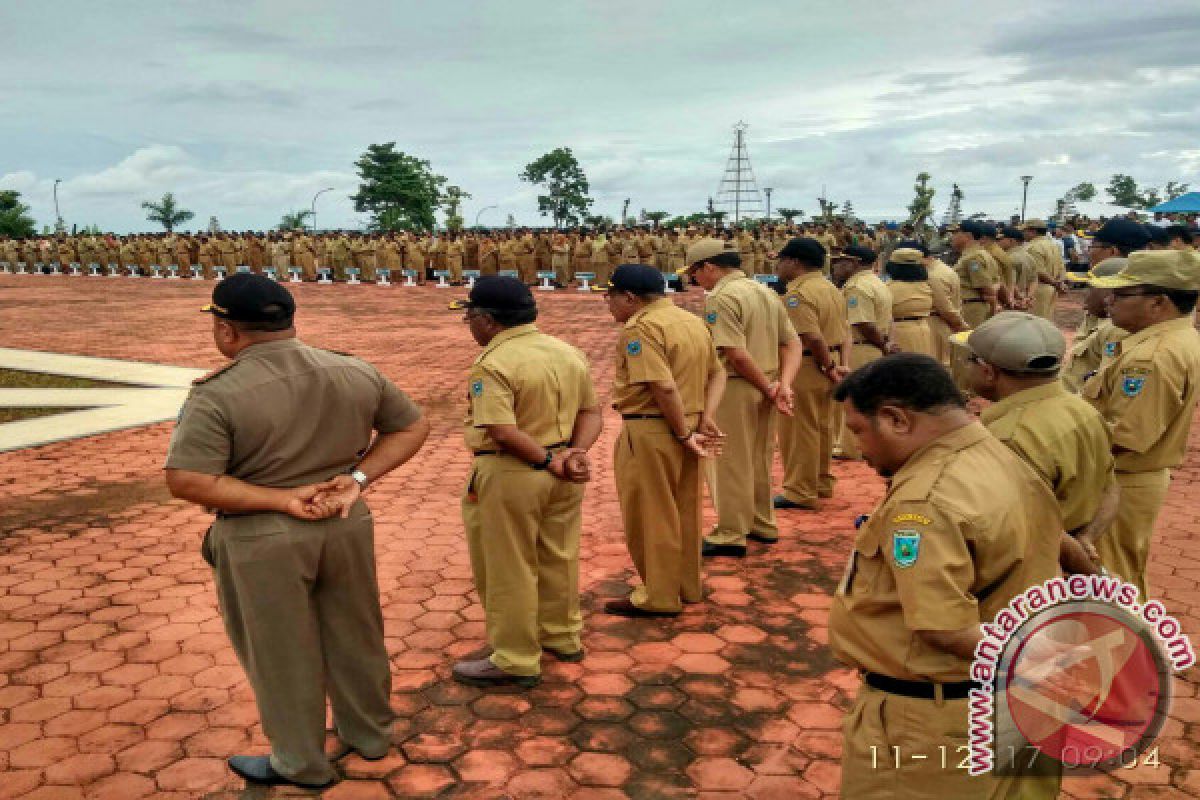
[1032,284,1056,320]
[962,299,991,329]
[706,377,777,546]
[591,259,612,286]
[840,343,883,460]
[462,455,584,676]
[205,504,392,786]
[447,258,464,283]
[778,361,835,507]
[1100,469,1171,599]
[929,316,953,366]
[842,685,1009,799]
[614,419,703,612]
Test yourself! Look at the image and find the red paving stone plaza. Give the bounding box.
[0,273,1198,800]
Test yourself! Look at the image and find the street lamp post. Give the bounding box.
[475,205,498,228]
[311,187,334,233]
[764,187,773,221]
[1020,176,1033,222]
[53,179,63,232]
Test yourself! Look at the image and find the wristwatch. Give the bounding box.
[350,469,369,489]
[531,451,553,470]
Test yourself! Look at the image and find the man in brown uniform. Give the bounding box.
[831,354,1061,800]
[684,239,801,556]
[605,265,725,617]
[1023,219,1067,320]
[455,277,604,687]
[164,274,430,788]
[1084,250,1200,598]
[832,246,894,460]
[1064,257,1129,392]
[951,221,1000,327]
[773,238,850,511]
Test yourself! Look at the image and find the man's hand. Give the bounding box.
[696,415,723,440]
[549,450,591,483]
[826,365,851,384]
[772,383,795,416]
[884,341,901,355]
[308,475,362,519]
[278,483,345,521]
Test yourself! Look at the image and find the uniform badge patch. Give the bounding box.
[968,261,980,272]
[705,311,718,324]
[786,296,800,308]
[892,531,920,568]
[627,339,642,356]
[1121,376,1145,397]
[847,296,859,308]
[1104,342,1118,357]
[470,379,484,398]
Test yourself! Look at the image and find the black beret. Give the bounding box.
[999,225,1025,240]
[777,237,826,267]
[976,222,998,238]
[840,245,877,264]
[465,275,535,311]
[202,273,295,323]
[895,239,930,256]
[958,220,989,238]
[1093,219,1150,250]
[610,263,666,294]
[1144,224,1170,246]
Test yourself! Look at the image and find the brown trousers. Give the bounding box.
[1100,469,1171,599]
[778,361,836,507]
[706,377,777,546]
[615,419,703,611]
[205,503,392,786]
[839,342,883,460]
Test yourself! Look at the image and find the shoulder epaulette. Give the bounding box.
[192,361,238,385]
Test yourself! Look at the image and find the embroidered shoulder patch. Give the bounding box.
[847,296,859,308]
[1121,376,1145,397]
[892,531,921,568]
[892,512,931,526]
[705,311,718,324]
[470,379,484,398]
[968,261,981,272]
[627,339,642,356]
[1104,341,1118,357]
[786,296,800,308]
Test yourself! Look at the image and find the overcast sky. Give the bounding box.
[3,0,1198,233]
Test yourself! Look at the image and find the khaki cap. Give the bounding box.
[888,248,923,266]
[1022,218,1049,230]
[1085,256,1128,284]
[949,311,1064,373]
[681,238,733,274]
[1089,249,1200,290]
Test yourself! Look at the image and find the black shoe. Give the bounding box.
[227,755,332,788]
[747,532,779,544]
[546,645,587,662]
[328,742,389,762]
[604,599,681,618]
[702,542,747,558]
[772,494,817,510]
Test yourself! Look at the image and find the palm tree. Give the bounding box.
[141,193,195,232]
[278,210,314,231]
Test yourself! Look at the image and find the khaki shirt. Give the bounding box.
[612,298,720,416]
[464,324,596,453]
[888,280,933,320]
[1083,316,1200,473]
[981,381,1115,532]
[1064,319,1127,392]
[782,271,848,353]
[926,258,961,313]
[844,270,893,341]
[704,271,797,378]
[165,339,420,487]
[829,423,1061,682]
[954,244,998,300]
[986,242,1015,290]
[1008,244,1038,295]
[1027,235,1065,281]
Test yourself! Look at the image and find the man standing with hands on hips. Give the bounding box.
[604,264,726,618]
[165,274,430,789]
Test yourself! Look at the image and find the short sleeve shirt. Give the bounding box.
[165,339,420,487]
[704,272,796,377]
[1083,316,1200,472]
[782,271,849,347]
[829,423,1061,682]
[954,245,997,296]
[612,298,720,416]
[843,271,893,331]
[464,324,597,452]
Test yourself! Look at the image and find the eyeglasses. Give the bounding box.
[1111,289,1162,300]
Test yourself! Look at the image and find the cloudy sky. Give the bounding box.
[3,0,1198,233]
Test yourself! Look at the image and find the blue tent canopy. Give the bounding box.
[1149,192,1200,213]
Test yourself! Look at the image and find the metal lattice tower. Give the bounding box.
[714,122,763,225]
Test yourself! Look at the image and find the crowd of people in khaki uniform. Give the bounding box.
[33,207,1194,796]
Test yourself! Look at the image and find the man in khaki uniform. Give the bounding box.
[830,354,1061,800]
[1084,250,1200,597]
[831,246,893,460]
[445,233,466,284]
[165,274,430,788]
[604,265,725,616]
[1063,257,1129,392]
[951,221,1000,327]
[995,226,1035,311]
[456,277,604,687]
[1023,219,1067,320]
[773,238,850,511]
[215,233,237,273]
[684,239,802,557]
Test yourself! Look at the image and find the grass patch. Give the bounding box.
[0,368,124,423]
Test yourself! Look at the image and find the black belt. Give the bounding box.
[621,414,663,420]
[474,441,567,456]
[962,298,986,304]
[894,315,930,322]
[865,672,974,700]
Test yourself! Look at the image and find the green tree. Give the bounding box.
[1106,174,1144,207]
[0,190,37,238]
[906,172,936,232]
[519,147,593,228]
[1070,182,1097,202]
[352,142,447,232]
[776,208,803,223]
[583,214,614,228]
[442,185,471,231]
[1165,181,1190,200]
[141,192,195,232]
[640,209,669,228]
[278,210,314,231]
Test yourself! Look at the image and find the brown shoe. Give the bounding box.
[603,599,680,618]
[463,644,584,663]
[452,658,540,688]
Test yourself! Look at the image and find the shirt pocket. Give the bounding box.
[845,526,883,595]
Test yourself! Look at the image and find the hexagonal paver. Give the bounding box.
[686,756,755,791]
[568,752,632,787]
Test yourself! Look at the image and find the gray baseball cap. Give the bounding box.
[950,311,1065,373]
